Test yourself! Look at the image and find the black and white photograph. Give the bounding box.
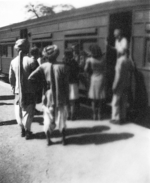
[0,0,150,182]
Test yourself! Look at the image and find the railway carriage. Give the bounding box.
[0,0,150,107]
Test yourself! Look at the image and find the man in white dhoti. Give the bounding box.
[29,45,69,145]
[9,39,38,139]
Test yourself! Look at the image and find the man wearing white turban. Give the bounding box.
[9,39,38,139]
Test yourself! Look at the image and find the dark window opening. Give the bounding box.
[20,29,28,39]
[11,45,14,58]
[32,41,52,53]
[1,45,8,57]
[0,45,2,56]
[105,11,132,102]
[108,11,132,46]
[146,38,150,66]
[65,39,97,53]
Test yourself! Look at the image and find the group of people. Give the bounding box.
[8,28,133,145]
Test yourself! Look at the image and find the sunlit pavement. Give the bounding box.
[0,81,150,183]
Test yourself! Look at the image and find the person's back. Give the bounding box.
[68,59,79,84]
[84,44,106,120]
[53,62,69,107]
[10,55,38,94]
[85,56,105,78]
[9,39,38,139]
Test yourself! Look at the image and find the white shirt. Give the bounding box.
[115,37,128,55]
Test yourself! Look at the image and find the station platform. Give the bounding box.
[0,80,150,183]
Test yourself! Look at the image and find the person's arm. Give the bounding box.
[9,63,16,94]
[29,65,47,95]
[84,58,91,74]
[28,65,43,81]
[30,58,39,72]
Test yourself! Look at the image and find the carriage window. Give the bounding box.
[81,39,97,52]
[146,39,150,66]
[65,39,97,52]
[11,45,14,57]
[0,45,2,56]
[8,46,12,57]
[20,29,28,39]
[42,42,52,48]
[33,42,42,49]
[32,41,52,54]
[2,45,8,57]
[65,40,79,49]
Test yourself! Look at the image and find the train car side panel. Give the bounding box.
[133,8,150,106]
[59,16,108,31]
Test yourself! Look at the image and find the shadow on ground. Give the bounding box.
[33,117,43,125]
[0,95,14,100]
[0,102,13,105]
[33,125,134,146]
[78,104,111,120]
[66,132,134,145]
[33,125,110,140]
[0,120,17,126]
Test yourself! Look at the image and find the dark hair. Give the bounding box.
[63,48,73,64]
[64,48,73,58]
[71,43,80,54]
[30,46,39,57]
[80,50,88,57]
[89,44,102,59]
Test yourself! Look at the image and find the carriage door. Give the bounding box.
[106,11,132,102]
[108,11,132,47]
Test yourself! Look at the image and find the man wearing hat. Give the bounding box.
[9,39,38,139]
[29,45,69,145]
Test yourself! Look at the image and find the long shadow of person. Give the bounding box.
[33,117,43,125]
[66,132,134,145]
[0,103,13,106]
[33,125,110,140]
[0,95,14,100]
[32,125,134,146]
[0,120,17,126]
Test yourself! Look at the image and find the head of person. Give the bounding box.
[79,50,88,67]
[30,46,39,59]
[63,48,73,64]
[14,39,30,54]
[114,29,122,40]
[71,43,80,55]
[42,45,59,63]
[89,44,102,59]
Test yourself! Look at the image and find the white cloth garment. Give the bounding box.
[115,37,128,55]
[69,84,79,100]
[15,103,35,131]
[55,105,68,132]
